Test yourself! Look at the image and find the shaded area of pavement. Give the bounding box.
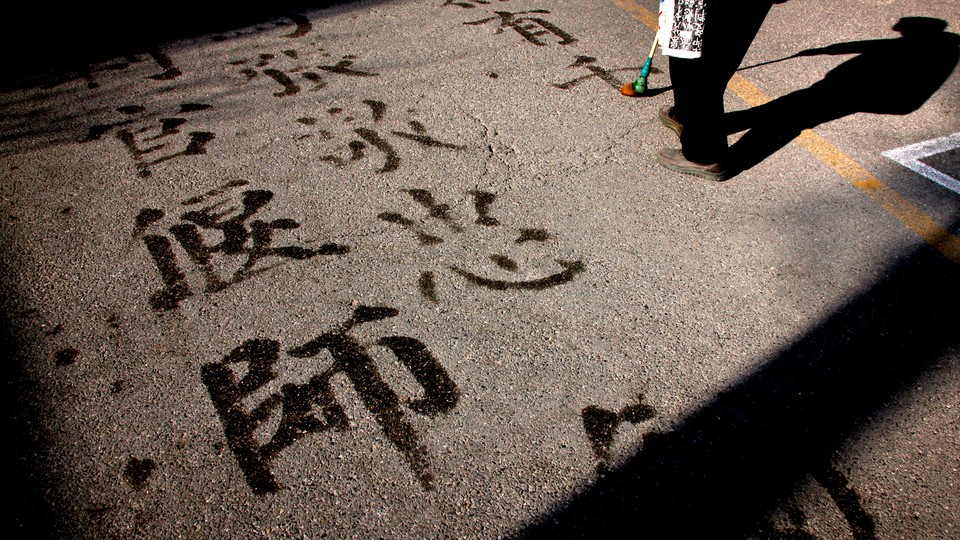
[2,1,378,90]
[519,228,960,538]
[0,280,60,538]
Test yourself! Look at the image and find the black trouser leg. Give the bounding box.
[671,54,727,164]
[669,1,773,165]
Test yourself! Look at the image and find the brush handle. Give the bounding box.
[647,32,660,60]
[628,28,660,95]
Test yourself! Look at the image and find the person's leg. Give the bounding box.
[660,0,774,171]
[656,52,727,180]
[710,0,773,84]
[670,55,727,164]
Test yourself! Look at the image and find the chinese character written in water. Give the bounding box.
[79,103,215,178]
[441,0,510,8]
[48,48,181,89]
[231,48,377,98]
[135,180,350,311]
[211,13,313,41]
[202,305,460,494]
[463,10,577,46]
[552,55,649,90]
[378,189,585,303]
[581,393,656,474]
[297,99,466,173]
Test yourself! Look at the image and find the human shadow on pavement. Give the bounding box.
[724,16,960,178]
[518,227,960,538]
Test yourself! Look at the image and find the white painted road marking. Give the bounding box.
[883,132,960,195]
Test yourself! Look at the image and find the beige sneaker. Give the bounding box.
[656,148,726,181]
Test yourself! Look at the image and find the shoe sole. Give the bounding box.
[656,153,726,181]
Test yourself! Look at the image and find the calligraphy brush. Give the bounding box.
[621,31,659,97]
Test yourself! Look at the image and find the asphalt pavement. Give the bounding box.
[1,0,958,538]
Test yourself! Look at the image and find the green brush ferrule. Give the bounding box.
[640,58,653,78]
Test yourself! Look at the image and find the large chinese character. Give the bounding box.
[442,0,510,8]
[79,103,214,178]
[135,180,349,310]
[44,48,181,89]
[231,48,377,98]
[202,306,460,494]
[464,10,577,46]
[210,14,313,41]
[298,99,465,173]
[582,393,656,474]
[552,55,650,91]
[378,189,585,302]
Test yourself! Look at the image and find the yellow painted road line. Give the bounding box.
[795,129,960,263]
[610,0,660,30]
[726,73,770,107]
[614,0,960,265]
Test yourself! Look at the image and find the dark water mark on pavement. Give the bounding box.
[463,10,576,47]
[79,103,215,178]
[551,55,648,91]
[443,0,513,8]
[135,183,349,311]
[203,306,459,494]
[300,100,465,174]
[380,189,585,302]
[232,47,377,98]
[54,348,79,367]
[123,458,156,490]
[582,393,656,475]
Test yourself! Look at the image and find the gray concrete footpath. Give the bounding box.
[1,0,958,538]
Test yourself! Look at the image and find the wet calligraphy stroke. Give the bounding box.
[211,13,313,41]
[581,393,656,474]
[202,305,460,494]
[134,179,350,311]
[552,55,647,90]
[46,48,181,89]
[230,47,377,98]
[463,9,577,46]
[297,99,465,173]
[378,189,585,303]
[79,103,215,178]
[442,0,511,8]
[454,7,638,93]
